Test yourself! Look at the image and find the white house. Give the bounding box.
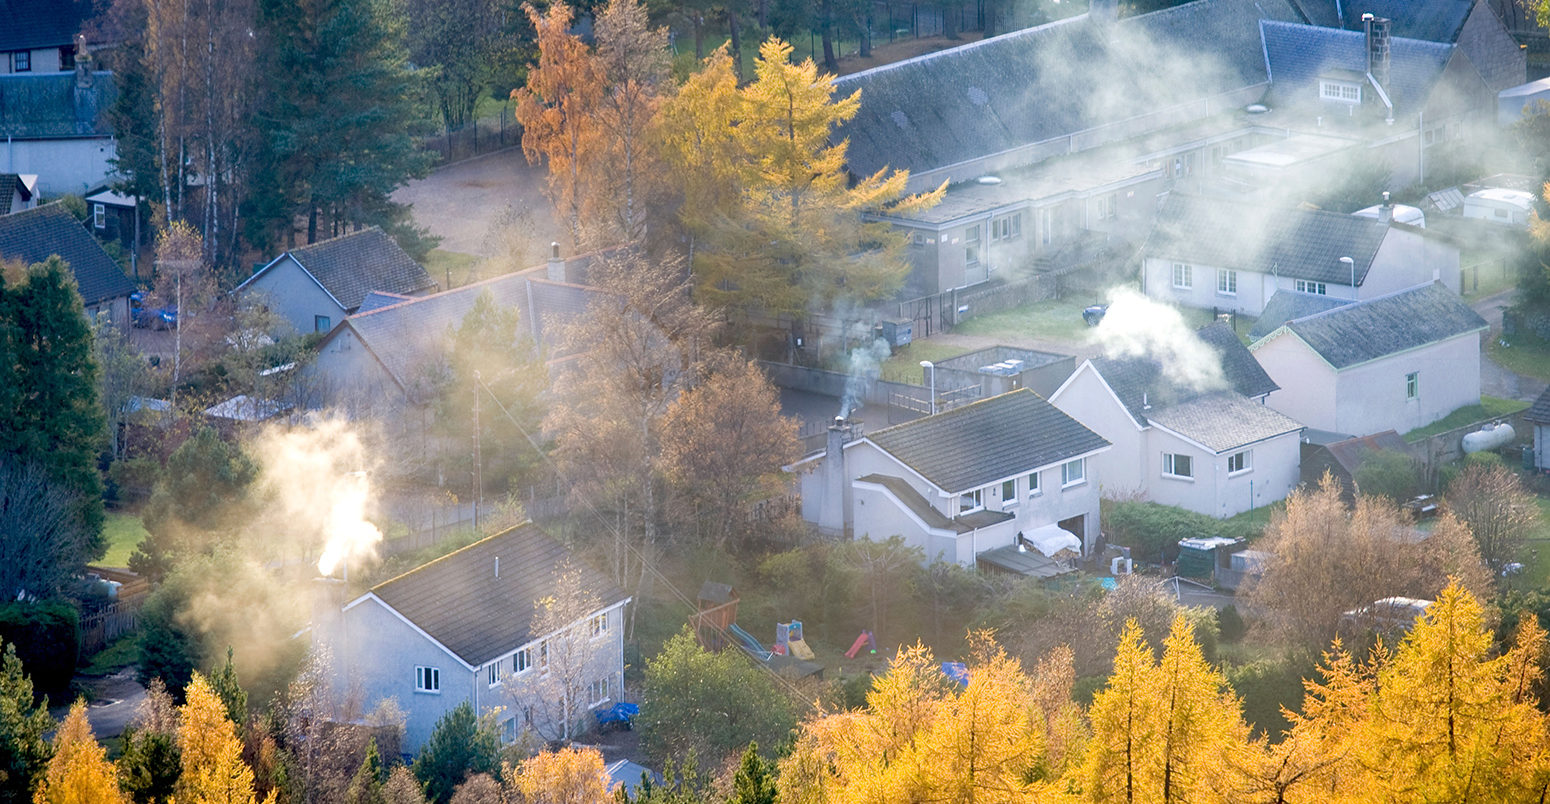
[0,55,117,197]
[310,523,629,752]
[236,228,438,335]
[1141,193,1462,316]
[0,173,37,214]
[797,389,1111,574]
[0,2,97,76]
[1048,323,1304,518]
[1250,282,1487,438]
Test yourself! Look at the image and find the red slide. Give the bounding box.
[844,630,877,659]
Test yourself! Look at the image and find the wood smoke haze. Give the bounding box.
[1094,287,1225,392]
[248,417,384,577]
[840,336,891,419]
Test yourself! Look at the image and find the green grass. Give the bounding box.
[424,249,484,290]
[1490,329,1550,382]
[1220,499,1286,540]
[1402,396,1529,442]
[80,635,138,677]
[97,512,148,568]
[878,341,970,384]
[1503,497,1550,592]
[950,296,1097,343]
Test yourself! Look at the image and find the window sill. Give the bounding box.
[1172,286,1192,292]
[1027,491,1043,499]
[414,689,441,695]
[1228,469,1253,478]
[1162,474,1195,482]
[1216,292,1237,297]
[1061,480,1086,490]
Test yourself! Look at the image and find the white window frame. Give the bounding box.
[415,666,440,694]
[1162,453,1195,480]
[93,203,105,229]
[1320,79,1361,104]
[1172,263,1193,290]
[589,613,608,639]
[965,225,980,265]
[1227,450,1252,475]
[1061,459,1085,488]
[487,660,501,687]
[1000,478,1017,508]
[960,488,984,513]
[1217,269,1237,296]
[538,640,550,672]
[515,647,532,674]
[1027,471,1041,497]
[588,677,611,708]
[1406,372,1419,400]
[12,50,30,72]
[1294,279,1327,295]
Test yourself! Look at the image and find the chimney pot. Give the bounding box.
[546,244,566,283]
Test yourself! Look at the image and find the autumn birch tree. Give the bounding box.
[594,0,670,244]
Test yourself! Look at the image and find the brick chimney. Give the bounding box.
[1364,14,1391,92]
[546,242,566,283]
[818,417,851,534]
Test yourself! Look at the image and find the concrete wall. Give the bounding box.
[1,137,116,197]
[241,257,347,336]
[1332,332,1482,437]
[1050,363,1146,494]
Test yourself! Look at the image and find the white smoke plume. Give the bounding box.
[1092,287,1225,392]
[249,417,384,577]
[840,337,892,419]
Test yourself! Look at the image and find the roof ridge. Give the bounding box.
[1259,18,1458,51]
[290,226,387,255]
[370,523,531,592]
[1286,280,1443,327]
[348,269,529,320]
[837,14,1087,83]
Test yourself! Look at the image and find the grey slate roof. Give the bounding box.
[1261,21,1454,115]
[0,0,95,51]
[855,473,1015,533]
[356,291,411,313]
[0,71,115,139]
[0,203,134,305]
[370,523,626,667]
[1145,392,1303,451]
[1249,290,1353,339]
[285,228,435,311]
[1526,386,1550,424]
[865,389,1109,493]
[1089,322,1279,425]
[1148,193,1392,285]
[832,0,1300,178]
[0,173,31,215]
[1288,0,1474,43]
[1275,282,1485,368]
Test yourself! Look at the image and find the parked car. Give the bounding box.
[1082,305,1108,327]
[131,293,178,330]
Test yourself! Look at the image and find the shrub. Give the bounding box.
[1216,605,1247,644]
[1352,449,1422,503]
[1101,500,1224,564]
[0,601,80,700]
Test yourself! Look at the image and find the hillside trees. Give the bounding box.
[0,643,53,802]
[404,0,505,131]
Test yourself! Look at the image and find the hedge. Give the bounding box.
[0,601,80,700]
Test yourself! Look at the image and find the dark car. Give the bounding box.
[130,293,178,330]
[1082,304,1108,327]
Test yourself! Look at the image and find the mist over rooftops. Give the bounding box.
[1090,321,1278,425]
[1288,0,1473,43]
[832,0,1300,180]
[1260,20,1453,115]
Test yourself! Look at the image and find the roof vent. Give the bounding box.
[977,175,1003,185]
[1245,103,1269,114]
[494,557,500,579]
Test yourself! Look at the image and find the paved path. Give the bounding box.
[48,669,147,740]
[393,148,562,260]
[1471,288,1547,403]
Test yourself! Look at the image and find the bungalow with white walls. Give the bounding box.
[1251,282,1487,438]
[1141,194,1462,317]
[310,523,629,752]
[796,390,1110,573]
[1048,322,1303,517]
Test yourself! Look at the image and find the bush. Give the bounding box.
[1216,605,1247,644]
[1352,449,1422,503]
[1224,654,1318,739]
[1101,500,1225,564]
[0,601,80,700]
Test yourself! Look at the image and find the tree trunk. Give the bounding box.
[821,0,839,73]
[944,1,959,39]
[728,10,744,82]
[858,8,872,57]
[307,201,318,244]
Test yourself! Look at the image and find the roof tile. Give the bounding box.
[0,202,134,304]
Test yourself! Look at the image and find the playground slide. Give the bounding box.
[787,635,816,661]
[844,630,878,659]
[728,623,773,660]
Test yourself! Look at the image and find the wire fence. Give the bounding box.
[423,104,520,167]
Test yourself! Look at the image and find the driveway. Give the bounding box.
[1472,288,1547,403]
[393,148,563,260]
[48,668,147,740]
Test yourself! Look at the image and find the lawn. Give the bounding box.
[423,249,484,290]
[1490,330,1550,382]
[1503,497,1550,592]
[949,296,1097,343]
[1402,395,1529,442]
[98,512,148,568]
[878,341,969,384]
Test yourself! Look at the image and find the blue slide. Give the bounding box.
[728,623,773,661]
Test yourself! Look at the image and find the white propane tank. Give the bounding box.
[1462,421,1516,454]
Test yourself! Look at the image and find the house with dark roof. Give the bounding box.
[796,389,1111,572]
[308,253,604,418]
[1049,322,1303,517]
[235,228,438,335]
[0,202,135,324]
[1523,387,1550,472]
[311,523,629,752]
[1141,193,1461,316]
[0,173,36,214]
[1250,281,1486,437]
[1299,429,1410,497]
[0,50,117,196]
[0,1,97,76]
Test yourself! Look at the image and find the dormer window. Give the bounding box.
[1320,80,1361,104]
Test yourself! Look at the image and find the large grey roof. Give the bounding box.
[1275,282,1485,368]
[865,389,1109,493]
[284,228,435,311]
[0,71,115,139]
[1286,0,1474,42]
[370,523,626,666]
[0,0,95,51]
[1145,392,1303,451]
[1089,322,1279,425]
[1249,290,1353,339]
[1262,21,1454,115]
[0,203,134,305]
[1148,193,1394,285]
[832,0,1299,178]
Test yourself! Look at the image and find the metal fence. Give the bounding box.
[896,273,1060,339]
[423,105,520,167]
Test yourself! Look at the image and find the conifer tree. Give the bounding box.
[1083,620,1158,804]
[175,673,268,804]
[0,643,53,802]
[729,743,777,804]
[32,701,128,804]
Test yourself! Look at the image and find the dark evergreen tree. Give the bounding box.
[0,643,52,802]
[250,0,438,258]
[729,743,777,804]
[131,427,259,582]
[209,646,249,726]
[0,256,107,551]
[410,702,500,804]
[120,726,182,804]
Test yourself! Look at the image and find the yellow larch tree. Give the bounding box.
[513,1,606,249]
[506,745,616,803]
[654,46,743,257]
[1082,620,1159,803]
[32,701,128,804]
[176,672,271,804]
[1149,615,1248,804]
